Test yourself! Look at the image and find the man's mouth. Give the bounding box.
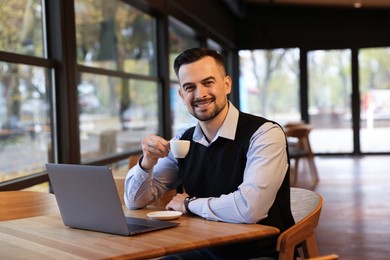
[193,99,213,108]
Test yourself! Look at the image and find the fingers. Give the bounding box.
[140,134,170,170]
[165,193,189,213]
[142,134,170,158]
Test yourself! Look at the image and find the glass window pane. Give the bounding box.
[75,0,156,76]
[0,62,51,182]
[238,49,301,125]
[169,17,199,80]
[170,83,197,135]
[0,0,44,57]
[359,47,390,153]
[78,73,158,162]
[308,49,352,153]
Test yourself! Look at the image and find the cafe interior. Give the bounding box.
[1,0,390,259]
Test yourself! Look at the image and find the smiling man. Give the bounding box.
[125,48,294,259]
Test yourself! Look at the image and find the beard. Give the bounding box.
[189,97,227,122]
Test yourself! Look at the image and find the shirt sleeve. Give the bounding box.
[188,122,289,224]
[124,153,181,209]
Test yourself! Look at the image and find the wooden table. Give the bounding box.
[0,191,60,221]
[0,206,279,259]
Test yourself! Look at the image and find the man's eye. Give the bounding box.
[184,85,195,92]
[204,81,213,87]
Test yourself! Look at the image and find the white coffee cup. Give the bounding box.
[170,140,190,158]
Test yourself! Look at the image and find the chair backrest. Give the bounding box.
[128,154,141,169]
[114,176,126,205]
[277,188,323,260]
[0,191,59,221]
[285,124,313,155]
[307,254,339,260]
[284,121,306,129]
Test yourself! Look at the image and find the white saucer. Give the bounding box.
[147,211,182,220]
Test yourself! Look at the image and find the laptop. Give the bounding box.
[46,163,179,236]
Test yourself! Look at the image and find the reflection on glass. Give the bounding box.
[78,73,158,161]
[170,83,198,135]
[0,0,44,57]
[0,62,51,183]
[75,0,156,75]
[308,49,352,153]
[238,49,301,125]
[359,48,390,153]
[169,17,199,80]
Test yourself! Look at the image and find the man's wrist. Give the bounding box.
[183,197,197,214]
[139,155,154,171]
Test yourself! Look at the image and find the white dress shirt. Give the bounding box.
[124,102,288,224]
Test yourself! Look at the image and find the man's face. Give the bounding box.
[177,56,232,122]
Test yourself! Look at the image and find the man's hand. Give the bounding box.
[165,193,189,214]
[140,134,170,170]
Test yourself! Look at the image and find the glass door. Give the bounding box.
[359,48,390,153]
[307,49,353,153]
[238,48,301,125]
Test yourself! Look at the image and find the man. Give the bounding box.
[125,48,294,259]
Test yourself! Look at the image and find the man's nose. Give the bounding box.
[195,84,207,98]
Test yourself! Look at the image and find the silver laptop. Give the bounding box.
[46,163,179,236]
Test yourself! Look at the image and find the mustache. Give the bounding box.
[192,97,215,106]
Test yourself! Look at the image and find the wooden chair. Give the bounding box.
[0,191,59,221]
[307,254,339,260]
[284,121,306,129]
[128,154,141,169]
[285,124,319,186]
[114,176,126,205]
[277,188,324,260]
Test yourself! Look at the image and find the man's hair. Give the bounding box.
[173,47,226,77]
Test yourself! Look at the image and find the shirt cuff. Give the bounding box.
[187,197,206,216]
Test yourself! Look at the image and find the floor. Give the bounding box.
[293,155,390,260]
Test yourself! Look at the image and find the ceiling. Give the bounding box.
[222,0,390,18]
[243,0,390,9]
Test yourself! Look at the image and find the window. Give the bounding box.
[238,49,301,125]
[0,0,53,189]
[359,48,390,153]
[75,0,158,164]
[79,74,158,161]
[0,0,45,57]
[75,0,156,76]
[169,17,199,135]
[0,62,51,184]
[308,49,352,153]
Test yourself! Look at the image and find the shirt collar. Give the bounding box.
[193,101,238,145]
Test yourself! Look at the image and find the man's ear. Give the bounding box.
[178,87,185,103]
[224,76,232,95]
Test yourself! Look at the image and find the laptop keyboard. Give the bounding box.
[127,223,153,232]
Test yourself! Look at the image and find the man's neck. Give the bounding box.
[199,102,229,143]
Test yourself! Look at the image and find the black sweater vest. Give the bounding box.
[178,112,294,258]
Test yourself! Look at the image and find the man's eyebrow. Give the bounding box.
[200,76,216,82]
[182,82,194,88]
[181,76,215,88]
